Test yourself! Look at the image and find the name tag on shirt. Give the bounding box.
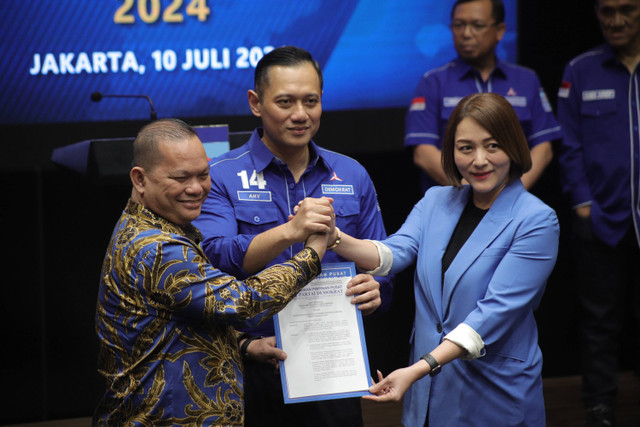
[582,89,615,101]
[321,184,354,195]
[506,96,527,107]
[443,97,462,108]
[237,191,272,202]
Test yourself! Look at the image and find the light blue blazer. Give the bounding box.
[382,180,559,427]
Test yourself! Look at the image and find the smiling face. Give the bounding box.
[248,62,322,158]
[451,0,505,67]
[596,0,640,50]
[454,116,511,209]
[132,135,211,227]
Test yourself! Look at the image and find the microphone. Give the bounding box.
[90,91,157,120]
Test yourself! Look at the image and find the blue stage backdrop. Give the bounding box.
[0,0,517,125]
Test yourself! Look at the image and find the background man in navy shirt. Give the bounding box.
[557,0,640,425]
[193,46,392,426]
[405,0,562,194]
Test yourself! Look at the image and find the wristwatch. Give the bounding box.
[327,226,341,250]
[239,335,262,359]
[420,353,441,376]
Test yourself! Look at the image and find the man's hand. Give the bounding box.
[245,336,286,370]
[576,205,591,218]
[346,274,381,316]
[286,197,334,242]
[243,197,334,273]
[413,144,449,185]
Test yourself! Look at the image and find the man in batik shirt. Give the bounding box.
[94,118,333,426]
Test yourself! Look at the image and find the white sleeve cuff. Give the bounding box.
[358,240,393,276]
[444,323,485,360]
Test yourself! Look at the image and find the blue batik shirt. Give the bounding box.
[94,199,321,426]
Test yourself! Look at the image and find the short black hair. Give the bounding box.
[254,46,323,100]
[451,0,505,24]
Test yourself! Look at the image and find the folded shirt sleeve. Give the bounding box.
[445,323,485,360]
[356,240,393,277]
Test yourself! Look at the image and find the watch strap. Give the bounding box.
[420,353,441,376]
[240,335,262,358]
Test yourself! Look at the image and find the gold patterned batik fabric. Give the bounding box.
[94,199,321,426]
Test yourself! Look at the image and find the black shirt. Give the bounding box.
[441,196,488,285]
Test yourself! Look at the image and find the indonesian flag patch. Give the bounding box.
[409,96,426,111]
[558,81,571,98]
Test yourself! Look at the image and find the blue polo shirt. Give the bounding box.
[556,44,640,247]
[192,128,392,337]
[405,57,563,192]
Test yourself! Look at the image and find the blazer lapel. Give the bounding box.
[421,187,469,320]
[441,181,523,316]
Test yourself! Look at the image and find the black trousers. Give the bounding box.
[243,357,363,427]
[572,220,640,406]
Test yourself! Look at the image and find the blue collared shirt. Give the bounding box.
[557,43,640,247]
[405,57,563,192]
[192,129,392,337]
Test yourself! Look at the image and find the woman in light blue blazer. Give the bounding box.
[331,93,559,426]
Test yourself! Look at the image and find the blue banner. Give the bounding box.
[0,0,517,124]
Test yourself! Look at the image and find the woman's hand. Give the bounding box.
[362,367,421,402]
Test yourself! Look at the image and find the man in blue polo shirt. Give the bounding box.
[405,0,562,194]
[192,46,391,426]
[556,0,640,425]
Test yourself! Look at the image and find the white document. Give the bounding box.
[274,262,371,403]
